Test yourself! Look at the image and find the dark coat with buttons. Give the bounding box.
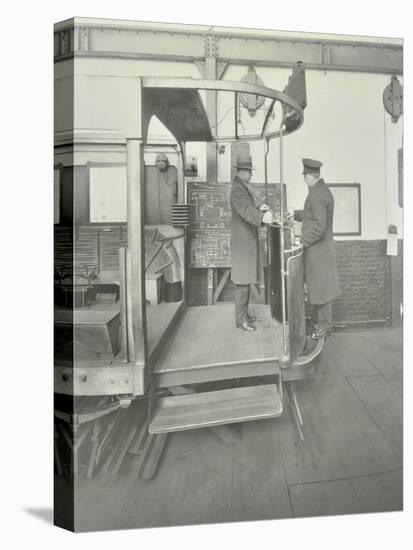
[230,176,264,285]
[294,178,340,305]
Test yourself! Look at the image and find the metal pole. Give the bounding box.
[264,139,269,203]
[279,117,289,368]
[178,141,186,203]
[264,139,270,304]
[126,138,147,368]
[119,247,129,362]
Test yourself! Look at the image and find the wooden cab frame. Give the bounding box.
[54,69,323,402]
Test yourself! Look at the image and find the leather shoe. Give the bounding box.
[236,321,256,332]
[311,329,331,340]
[247,314,261,323]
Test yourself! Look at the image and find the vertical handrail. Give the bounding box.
[178,141,187,204]
[177,140,189,305]
[279,115,290,368]
[264,139,269,204]
[264,138,270,304]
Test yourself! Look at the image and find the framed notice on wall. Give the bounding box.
[327,183,361,236]
[89,163,127,223]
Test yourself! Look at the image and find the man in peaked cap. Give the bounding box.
[230,155,273,332]
[293,158,341,339]
[302,158,322,173]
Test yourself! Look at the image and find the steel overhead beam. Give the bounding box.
[54,22,402,75]
[54,24,205,61]
[217,36,402,75]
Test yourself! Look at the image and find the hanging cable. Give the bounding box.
[209,106,235,130]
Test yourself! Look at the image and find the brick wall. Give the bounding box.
[333,240,391,324]
[187,240,399,326]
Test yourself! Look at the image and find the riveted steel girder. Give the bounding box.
[54,20,402,75]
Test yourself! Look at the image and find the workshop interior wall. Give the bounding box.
[223,65,403,241]
[55,54,403,325]
[63,56,403,243]
[333,240,391,324]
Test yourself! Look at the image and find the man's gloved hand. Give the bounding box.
[285,208,294,219]
[259,203,270,212]
[262,211,273,224]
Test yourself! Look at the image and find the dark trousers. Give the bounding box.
[234,284,250,326]
[312,302,333,333]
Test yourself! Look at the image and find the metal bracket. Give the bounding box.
[204,33,218,57]
[321,44,331,74]
[60,29,70,56]
[383,75,403,123]
[79,26,89,51]
[195,59,227,80]
[194,59,205,76]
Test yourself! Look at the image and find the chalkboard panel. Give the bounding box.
[188,182,285,268]
[189,183,231,229]
[189,229,231,268]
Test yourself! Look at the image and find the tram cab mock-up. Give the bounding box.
[54,64,324,437]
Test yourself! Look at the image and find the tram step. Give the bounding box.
[149,384,282,434]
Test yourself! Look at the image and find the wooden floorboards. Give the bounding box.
[72,327,403,531]
[146,300,182,357]
[154,304,283,373]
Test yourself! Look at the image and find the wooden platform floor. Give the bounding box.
[146,301,182,357]
[71,327,403,531]
[154,304,283,374]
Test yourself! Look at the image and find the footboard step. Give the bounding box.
[149,384,282,434]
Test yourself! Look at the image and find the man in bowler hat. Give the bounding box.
[230,155,273,332]
[293,158,340,339]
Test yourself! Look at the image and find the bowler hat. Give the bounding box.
[302,158,323,174]
[233,155,255,171]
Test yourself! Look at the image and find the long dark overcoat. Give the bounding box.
[229,176,263,285]
[295,178,340,305]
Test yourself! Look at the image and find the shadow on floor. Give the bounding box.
[23,507,53,524]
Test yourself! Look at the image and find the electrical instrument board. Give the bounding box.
[188,182,285,268]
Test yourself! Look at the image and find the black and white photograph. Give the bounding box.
[2,1,410,547]
[52,14,404,532]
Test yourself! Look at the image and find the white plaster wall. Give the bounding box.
[225,67,402,239]
[222,65,403,240]
[57,56,403,239]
